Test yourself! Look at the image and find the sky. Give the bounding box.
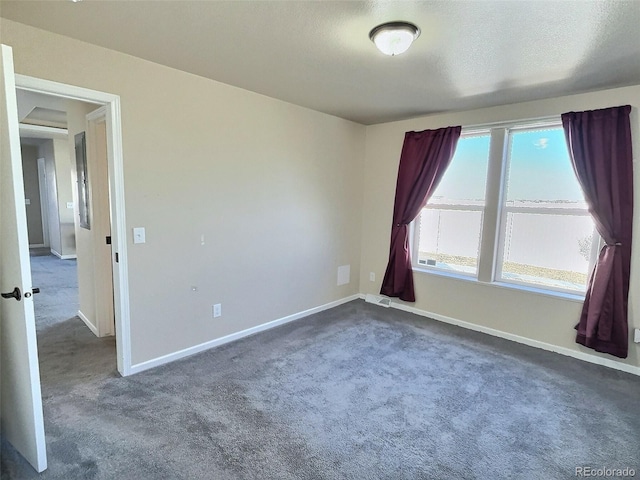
[431,127,587,203]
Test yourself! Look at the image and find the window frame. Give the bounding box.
[411,117,601,297]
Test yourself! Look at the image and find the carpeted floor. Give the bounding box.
[27,254,80,331]
[2,257,639,479]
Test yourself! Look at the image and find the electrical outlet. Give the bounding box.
[369,272,375,282]
[213,303,222,318]
[634,328,640,343]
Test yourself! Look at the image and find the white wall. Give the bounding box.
[1,19,365,366]
[361,85,640,370]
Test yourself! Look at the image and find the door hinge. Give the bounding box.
[106,236,111,245]
[115,252,119,263]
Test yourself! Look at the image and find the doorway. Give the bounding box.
[19,105,117,344]
[15,74,132,376]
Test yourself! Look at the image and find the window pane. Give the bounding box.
[430,135,491,205]
[501,212,594,292]
[500,126,595,292]
[417,208,483,275]
[416,134,491,275]
[505,128,587,207]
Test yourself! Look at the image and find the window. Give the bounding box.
[413,120,599,295]
[413,134,491,276]
[497,126,597,292]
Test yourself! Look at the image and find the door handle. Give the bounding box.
[1,287,22,301]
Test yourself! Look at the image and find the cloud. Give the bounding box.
[534,138,549,149]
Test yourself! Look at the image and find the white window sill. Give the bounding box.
[413,266,586,303]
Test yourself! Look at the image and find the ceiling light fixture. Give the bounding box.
[369,21,420,56]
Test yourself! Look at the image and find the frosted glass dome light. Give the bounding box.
[369,21,420,56]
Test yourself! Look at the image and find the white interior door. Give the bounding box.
[87,108,115,337]
[0,44,47,473]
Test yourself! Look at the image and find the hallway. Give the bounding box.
[30,254,79,330]
[28,254,117,380]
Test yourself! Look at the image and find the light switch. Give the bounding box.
[67,202,74,209]
[25,198,31,205]
[133,227,146,244]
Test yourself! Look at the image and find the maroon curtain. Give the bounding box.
[562,105,633,358]
[380,126,462,302]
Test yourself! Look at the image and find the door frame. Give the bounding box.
[15,74,132,376]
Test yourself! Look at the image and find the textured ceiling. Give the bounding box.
[2,0,640,125]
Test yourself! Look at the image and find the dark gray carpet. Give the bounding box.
[29,254,79,331]
[2,259,639,479]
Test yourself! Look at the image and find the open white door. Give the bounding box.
[0,44,47,472]
[86,107,115,337]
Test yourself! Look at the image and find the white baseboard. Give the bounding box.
[29,243,46,248]
[50,249,76,260]
[387,300,640,377]
[77,310,99,337]
[129,294,362,375]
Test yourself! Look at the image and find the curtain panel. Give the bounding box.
[380,126,462,302]
[562,105,634,358]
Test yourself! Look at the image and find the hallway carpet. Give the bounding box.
[29,254,80,331]
[1,276,639,479]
